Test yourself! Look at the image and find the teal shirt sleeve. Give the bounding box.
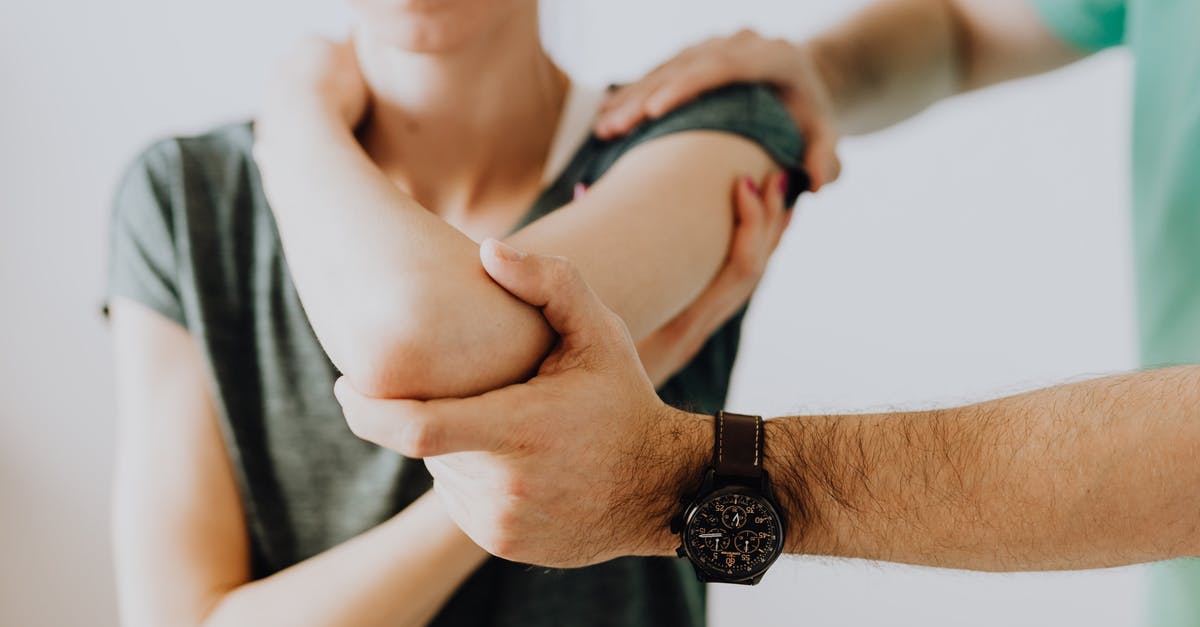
[1028,0,1127,51]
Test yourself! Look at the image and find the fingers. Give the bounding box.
[479,240,620,344]
[334,377,516,457]
[727,171,791,278]
[801,119,841,191]
[596,30,776,139]
[597,61,726,139]
[730,175,768,271]
[762,171,791,251]
[641,58,743,120]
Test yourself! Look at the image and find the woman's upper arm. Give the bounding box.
[507,130,778,339]
[110,298,249,627]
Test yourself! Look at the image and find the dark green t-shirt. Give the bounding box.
[106,84,803,627]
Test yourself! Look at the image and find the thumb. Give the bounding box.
[479,239,616,343]
[799,118,840,191]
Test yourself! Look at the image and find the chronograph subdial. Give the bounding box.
[720,505,748,529]
[696,530,731,551]
[734,530,761,554]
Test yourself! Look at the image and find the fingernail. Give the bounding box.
[743,175,759,194]
[777,172,789,194]
[487,238,527,262]
[573,183,588,201]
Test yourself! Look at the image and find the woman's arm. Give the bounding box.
[637,170,792,386]
[110,299,486,627]
[256,39,778,399]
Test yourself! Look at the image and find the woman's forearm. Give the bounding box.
[256,112,554,399]
[204,492,486,627]
[259,111,761,400]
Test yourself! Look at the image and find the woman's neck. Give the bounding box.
[354,6,568,223]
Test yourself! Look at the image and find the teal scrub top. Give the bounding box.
[1028,0,1200,624]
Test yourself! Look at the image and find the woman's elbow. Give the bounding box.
[337,328,441,400]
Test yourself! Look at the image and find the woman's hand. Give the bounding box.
[636,170,793,387]
[258,36,369,142]
[595,29,841,190]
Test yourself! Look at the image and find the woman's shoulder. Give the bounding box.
[125,121,257,190]
[110,122,270,316]
[583,83,808,197]
[114,121,265,235]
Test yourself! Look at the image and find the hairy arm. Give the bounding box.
[811,0,1086,134]
[110,300,486,627]
[757,367,1200,570]
[258,101,773,400]
[325,249,1200,571]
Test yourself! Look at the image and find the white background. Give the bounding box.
[0,0,1142,626]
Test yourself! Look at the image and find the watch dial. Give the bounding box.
[684,488,783,580]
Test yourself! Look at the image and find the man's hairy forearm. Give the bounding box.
[807,0,1082,135]
[807,0,964,134]
[763,367,1200,570]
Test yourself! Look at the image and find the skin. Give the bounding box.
[332,0,1200,573]
[336,244,1200,571]
[111,1,793,625]
[255,11,786,402]
[596,0,1083,190]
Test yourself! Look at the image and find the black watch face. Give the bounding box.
[683,486,784,581]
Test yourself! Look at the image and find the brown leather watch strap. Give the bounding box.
[713,411,763,480]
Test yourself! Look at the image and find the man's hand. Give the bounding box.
[334,240,711,568]
[596,29,841,190]
[637,171,793,386]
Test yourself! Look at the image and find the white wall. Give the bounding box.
[0,1,1140,626]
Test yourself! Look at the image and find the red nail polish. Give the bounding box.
[743,175,759,194]
[777,173,789,194]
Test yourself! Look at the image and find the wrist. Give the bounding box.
[639,406,711,556]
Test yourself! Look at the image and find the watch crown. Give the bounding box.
[675,546,687,559]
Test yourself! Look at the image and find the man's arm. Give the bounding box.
[765,367,1200,570]
[597,0,1085,187]
[333,246,1200,571]
[809,0,1085,134]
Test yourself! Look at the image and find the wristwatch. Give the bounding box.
[672,411,786,584]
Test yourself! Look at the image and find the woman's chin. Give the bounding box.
[350,0,527,54]
[367,21,480,53]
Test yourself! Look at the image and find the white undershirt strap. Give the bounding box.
[539,82,606,187]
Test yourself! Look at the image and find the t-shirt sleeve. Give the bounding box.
[590,83,808,205]
[1028,0,1127,52]
[105,140,187,326]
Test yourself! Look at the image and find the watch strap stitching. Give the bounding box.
[754,415,761,468]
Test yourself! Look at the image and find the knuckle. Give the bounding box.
[546,256,581,288]
[489,510,523,560]
[600,311,632,342]
[503,473,531,500]
[401,421,439,458]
